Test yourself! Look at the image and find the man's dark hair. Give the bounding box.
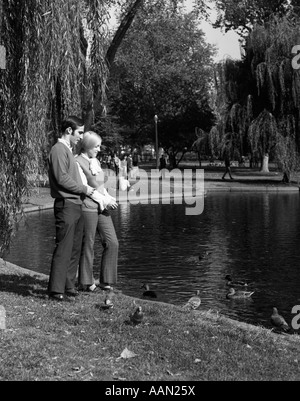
[61,116,84,133]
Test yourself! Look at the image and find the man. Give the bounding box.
[48,116,95,301]
[222,145,234,180]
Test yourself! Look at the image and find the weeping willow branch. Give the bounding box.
[0,0,110,256]
[248,109,278,158]
[275,115,299,182]
[212,14,300,176]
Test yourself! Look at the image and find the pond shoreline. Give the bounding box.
[21,166,299,213]
[1,257,300,347]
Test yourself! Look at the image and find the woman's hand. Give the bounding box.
[107,200,118,210]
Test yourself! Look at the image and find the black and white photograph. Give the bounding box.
[1,0,300,383]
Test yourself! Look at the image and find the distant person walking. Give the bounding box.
[113,153,120,176]
[131,151,140,179]
[119,154,128,178]
[132,151,139,167]
[159,154,167,179]
[47,116,95,302]
[222,146,234,180]
[127,154,133,179]
[159,154,167,170]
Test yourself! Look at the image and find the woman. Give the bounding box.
[76,131,119,292]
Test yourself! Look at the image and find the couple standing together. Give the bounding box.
[47,116,119,301]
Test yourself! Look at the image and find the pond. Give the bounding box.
[4,192,300,331]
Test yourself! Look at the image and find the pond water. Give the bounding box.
[4,192,300,331]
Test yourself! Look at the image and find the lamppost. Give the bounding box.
[154,115,159,169]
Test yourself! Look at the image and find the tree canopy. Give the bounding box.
[213,0,298,36]
[107,9,216,165]
[211,13,300,178]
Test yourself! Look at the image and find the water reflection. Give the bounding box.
[4,192,300,331]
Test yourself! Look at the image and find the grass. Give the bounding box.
[1,261,300,381]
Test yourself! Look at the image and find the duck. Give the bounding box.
[183,290,201,310]
[141,284,157,298]
[104,287,115,302]
[199,251,211,260]
[226,287,254,300]
[100,291,114,310]
[225,275,249,287]
[130,306,144,325]
[271,307,289,332]
[101,297,114,310]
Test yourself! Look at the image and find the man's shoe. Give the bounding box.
[99,283,112,290]
[65,289,80,297]
[49,293,64,302]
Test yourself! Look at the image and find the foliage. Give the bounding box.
[210,59,254,159]
[93,112,124,153]
[248,109,278,156]
[0,0,110,255]
[275,115,300,181]
[192,128,210,166]
[107,9,216,164]
[246,15,300,174]
[213,0,296,36]
[211,14,300,178]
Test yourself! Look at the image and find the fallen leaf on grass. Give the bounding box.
[118,348,137,359]
[72,366,84,373]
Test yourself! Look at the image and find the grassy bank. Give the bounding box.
[1,260,300,381]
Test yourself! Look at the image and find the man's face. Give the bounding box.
[69,125,84,146]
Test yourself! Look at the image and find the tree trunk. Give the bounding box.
[106,0,144,68]
[84,0,144,130]
[260,153,269,173]
[169,152,176,169]
[197,152,202,167]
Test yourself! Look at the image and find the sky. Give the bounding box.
[200,17,242,61]
[184,0,242,61]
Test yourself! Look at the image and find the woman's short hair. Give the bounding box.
[80,131,102,152]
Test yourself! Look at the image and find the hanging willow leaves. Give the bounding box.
[211,57,254,159]
[0,0,111,256]
[248,109,278,156]
[212,13,300,177]
[246,94,253,123]
[275,115,299,181]
[256,62,267,96]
